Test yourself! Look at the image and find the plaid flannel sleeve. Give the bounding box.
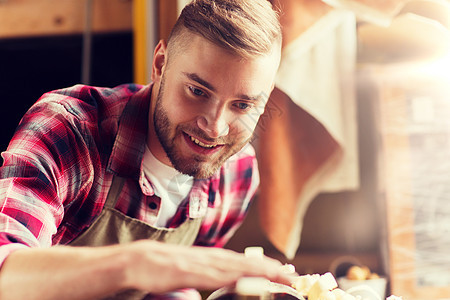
[0,94,96,266]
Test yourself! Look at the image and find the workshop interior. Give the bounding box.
[1,0,450,299]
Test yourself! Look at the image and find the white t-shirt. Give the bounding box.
[142,145,194,227]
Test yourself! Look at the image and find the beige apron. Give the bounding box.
[70,176,204,299]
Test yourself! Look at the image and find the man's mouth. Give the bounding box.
[183,132,224,154]
[189,135,218,148]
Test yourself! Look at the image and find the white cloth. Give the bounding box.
[142,146,193,227]
[276,9,359,193]
[273,9,360,258]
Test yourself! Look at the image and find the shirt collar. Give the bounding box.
[107,84,152,178]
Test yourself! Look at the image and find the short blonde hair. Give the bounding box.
[167,0,281,59]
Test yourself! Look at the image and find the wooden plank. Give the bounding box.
[375,63,450,299]
[0,0,132,39]
[377,74,417,297]
[158,0,177,42]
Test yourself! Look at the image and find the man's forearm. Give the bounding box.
[0,245,130,300]
[0,240,297,299]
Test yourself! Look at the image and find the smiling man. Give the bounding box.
[0,0,287,299]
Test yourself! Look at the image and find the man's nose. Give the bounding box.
[197,109,230,138]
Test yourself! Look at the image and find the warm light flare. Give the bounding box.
[418,52,450,80]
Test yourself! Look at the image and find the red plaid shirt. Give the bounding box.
[0,84,259,266]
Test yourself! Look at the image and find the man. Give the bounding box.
[0,0,290,299]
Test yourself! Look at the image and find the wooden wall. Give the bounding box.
[0,0,133,38]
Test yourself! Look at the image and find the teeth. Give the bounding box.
[190,136,217,148]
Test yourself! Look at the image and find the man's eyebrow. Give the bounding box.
[238,93,264,102]
[184,72,216,92]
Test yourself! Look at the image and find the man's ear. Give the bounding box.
[151,40,167,82]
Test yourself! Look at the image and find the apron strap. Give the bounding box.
[104,176,126,209]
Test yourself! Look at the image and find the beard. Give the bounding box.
[153,75,251,179]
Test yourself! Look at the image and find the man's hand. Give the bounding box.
[123,240,297,294]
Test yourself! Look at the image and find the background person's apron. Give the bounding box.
[70,176,204,299]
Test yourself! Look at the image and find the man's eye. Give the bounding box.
[189,86,205,97]
[235,102,253,111]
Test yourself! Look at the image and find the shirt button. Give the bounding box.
[148,202,158,210]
